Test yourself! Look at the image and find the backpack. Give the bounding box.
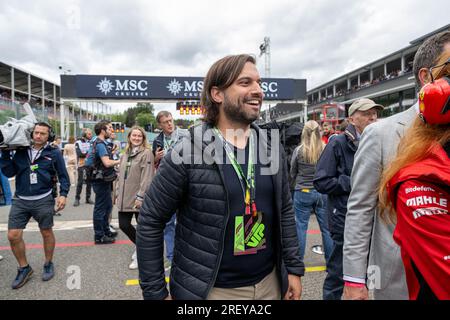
[84,140,98,169]
[85,139,117,182]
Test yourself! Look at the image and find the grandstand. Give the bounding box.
[266,24,449,124]
[0,61,61,121]
[0,61,111,139]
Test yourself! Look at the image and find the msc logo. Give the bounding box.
[261,81,279,98]
[97,78,114,95]
[167,79,183,96]
[96,77,149,97]
[166,79,204,98]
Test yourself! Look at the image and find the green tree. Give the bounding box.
[174,119,195,129]
[135,112,156,128]
[48,119,61,137]
[111,113,126,123]
[125,103,155,127]
[136,102,154,114]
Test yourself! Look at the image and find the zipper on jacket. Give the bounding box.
[120,177,126,212]
[120,153,130,212]
[204,163,230,298]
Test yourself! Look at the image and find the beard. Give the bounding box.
[223,94,260,125]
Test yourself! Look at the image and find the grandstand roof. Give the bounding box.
[410,23,450,45]
[0,59,60,88]
[308,24,450,93]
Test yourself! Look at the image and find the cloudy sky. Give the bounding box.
[0,0,448,117]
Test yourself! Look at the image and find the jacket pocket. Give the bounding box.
[330,209,346,236]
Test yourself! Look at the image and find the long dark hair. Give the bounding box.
[201,54,256,126]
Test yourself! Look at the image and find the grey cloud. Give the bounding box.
[0,0,449,92]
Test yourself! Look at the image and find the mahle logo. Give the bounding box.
[97,77,114,95]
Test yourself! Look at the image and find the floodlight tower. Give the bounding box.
[259,37,271,122]
[259,37,271,78]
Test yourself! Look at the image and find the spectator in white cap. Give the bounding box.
[348,98,384,137]
[313,99,384,300]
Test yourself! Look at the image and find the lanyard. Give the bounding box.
[213,128,257,216]
[164,138,173,150]
[28,146,44,164]
[164,129,179,151]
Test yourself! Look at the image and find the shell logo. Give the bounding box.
[419,89,425,102]
[418,90,426,112]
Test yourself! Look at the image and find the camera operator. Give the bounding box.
[0,122,70,289]
[91,121,120,244]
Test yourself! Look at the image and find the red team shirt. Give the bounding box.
[388,144,450,300]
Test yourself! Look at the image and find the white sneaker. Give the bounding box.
[0,255,3,261]
[129,258,138,270]
[311,245,324,255]
[132,250,137,260]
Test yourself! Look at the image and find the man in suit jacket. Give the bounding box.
[343,30,450,300]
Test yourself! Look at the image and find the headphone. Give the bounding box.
[32,122,56,143]
[81,128,89,139]
[418,76,450,125]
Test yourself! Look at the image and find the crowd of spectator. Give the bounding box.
[310,64,414,105]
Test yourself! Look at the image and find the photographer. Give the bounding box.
[91,121,120,244]
[74,128,94,206]
[0,122,69,289]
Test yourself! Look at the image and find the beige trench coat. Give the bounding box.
[115,147,154,212]
[63,143,77,185]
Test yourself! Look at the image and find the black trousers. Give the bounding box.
[119,212,139,244]
[75,166,92,201]
[323,232,344,300]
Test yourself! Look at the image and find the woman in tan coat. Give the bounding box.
[115,126,154,269]
[63,137,77,186]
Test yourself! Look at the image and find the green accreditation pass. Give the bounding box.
[212,128,266,256]
[234,211,266,255]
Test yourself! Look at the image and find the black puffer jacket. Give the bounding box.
[136,122,304,300]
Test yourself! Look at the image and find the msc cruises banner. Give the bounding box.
[61,75,307,101]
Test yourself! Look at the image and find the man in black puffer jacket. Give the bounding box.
[137,54,304,300]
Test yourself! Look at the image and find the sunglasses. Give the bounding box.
[429,57,450,82]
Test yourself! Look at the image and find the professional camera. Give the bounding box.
[0,103,37,149]
[92,168,117,182]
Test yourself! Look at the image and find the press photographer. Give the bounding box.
[89,120,120,244]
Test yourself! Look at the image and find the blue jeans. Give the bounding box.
[294,189,333,262]
[92,181,112,240]
[323,233,344,300]
[164,214,176,263]
[0,169,12,205]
